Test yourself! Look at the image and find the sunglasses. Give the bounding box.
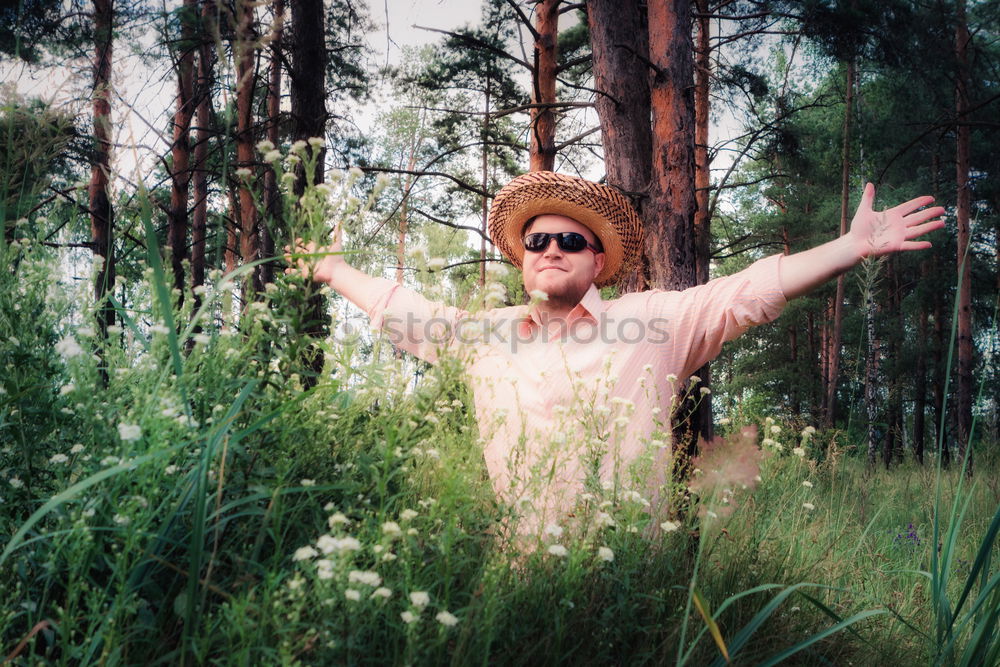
[522,232,602,254]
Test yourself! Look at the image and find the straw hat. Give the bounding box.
[487,171,644,287]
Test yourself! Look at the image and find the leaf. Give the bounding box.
[693,588,730,664]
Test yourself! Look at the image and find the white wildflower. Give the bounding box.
[660,520,681,533]
[382,521,402,537]
[328,512,350,528]
[802,502,815,511]
[293,546,318,561]
[59,383,75,396]
[547,544,568,557]
[802,480,814,488]
[347,570,382,587]
[400,509,418,521]
[544,523,563,538]
[8,477,24,489]
[117,423,142,442]
[598,546,614,562]
[316,534,339,554]
[436,611,459,627]
[70,444,85,454]
[529,289,549,301]
[371,587,392,600]
[300,478,316,487]
[401,611,417,624]
[316,559,334,580]
[262,149,282,164]
[344,589,361,601]
[55,336,84,359]
[113,513,130,526]
[49,453,69,464]
[792,447,806,458]
[409,591,430,608]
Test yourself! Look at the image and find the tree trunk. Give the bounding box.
[866,291,880,468]
[587,0,651,292]
[168,0,197,301]
[887,258,904,465]
[291,0,327,193]
[480,81,490,288]
[647,0,696,293]
[954,0,973,475]
[290,0,329,387]
[825,60,854,428]
[529,0,558,172]
[647,0,701,468]
[234,0,258,299]
[692,0,713,440]
[913,261,929,463]
[191,0,217,303]
[90,0,115,345]
[260,0,284,289]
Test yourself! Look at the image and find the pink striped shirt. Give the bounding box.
[366,253,787,535]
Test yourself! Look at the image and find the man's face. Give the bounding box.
[521,214,605,310]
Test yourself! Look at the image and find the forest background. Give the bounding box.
[1,0,999,664]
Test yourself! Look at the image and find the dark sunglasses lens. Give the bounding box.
[523,233,548,252]
[558,233,587,252]
[523,232,589,253]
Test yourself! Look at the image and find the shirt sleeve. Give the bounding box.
[365,277,469,364]
[648,253,788,378]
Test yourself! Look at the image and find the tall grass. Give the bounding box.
[1,155,997,664]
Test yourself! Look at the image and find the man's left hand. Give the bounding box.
[849,182,946,259]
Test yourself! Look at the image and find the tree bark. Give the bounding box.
[647,0,702,466]
[692,0,713,440]
[260,0,284,289]
[529,0,558,172]
[168,0,198,300]
[90,0,115,345]
[825,60,854,428]
[647,0,696,293]
[290,0,329,387]
[955,0,973,475]
[234,0,259,298]
[191,0,217,302]
[866,290,880,468]
[290,0,327,192]
[913,261,929,463]
[586,0,651,291]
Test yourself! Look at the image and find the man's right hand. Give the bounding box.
[284,222,346,285]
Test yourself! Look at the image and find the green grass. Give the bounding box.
[1,176,997,665]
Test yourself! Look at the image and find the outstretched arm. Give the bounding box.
[284,222,385,312]
[780,183,946,300]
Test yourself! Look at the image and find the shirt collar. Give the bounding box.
[525,284,604,329]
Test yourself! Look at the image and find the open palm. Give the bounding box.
[849,182,946,258]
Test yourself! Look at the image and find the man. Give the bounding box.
[288,171,944,538]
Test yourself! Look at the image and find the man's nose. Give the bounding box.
[542,237,563,256]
